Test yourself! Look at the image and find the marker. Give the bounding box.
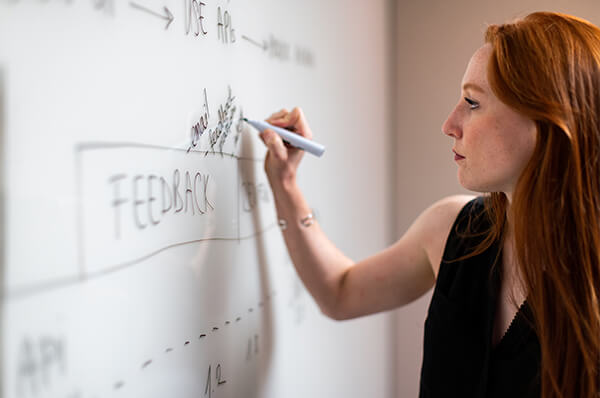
[243,118,325,157]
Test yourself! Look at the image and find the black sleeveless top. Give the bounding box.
[419,197,541,397]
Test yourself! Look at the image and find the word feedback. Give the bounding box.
[109,169,214,239]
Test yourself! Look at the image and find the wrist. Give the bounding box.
[269,179,311,217]
[277,210,315,231]
[268,173,299,196]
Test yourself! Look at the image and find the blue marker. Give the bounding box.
[244,118,325,157]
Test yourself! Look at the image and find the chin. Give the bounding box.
[457,172,497,193]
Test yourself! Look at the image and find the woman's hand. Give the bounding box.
[259,107,313,188]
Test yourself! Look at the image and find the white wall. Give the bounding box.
[393,1,600,396]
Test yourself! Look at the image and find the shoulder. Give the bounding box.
[420,195,477,224]
[417,195,477,278]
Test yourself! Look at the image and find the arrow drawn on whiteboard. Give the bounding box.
[241,35,268,51]
[129,2,174,30]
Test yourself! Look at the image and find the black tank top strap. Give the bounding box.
[435,196,500,305]
[419,197,540,397]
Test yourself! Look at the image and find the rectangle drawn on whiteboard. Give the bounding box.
[76,143,239,276]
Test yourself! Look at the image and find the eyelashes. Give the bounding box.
[464,97,479,109]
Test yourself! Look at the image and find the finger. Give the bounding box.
[267,108,289,123]
[262,129,288,161]
[283,107,313,139]
[267,116,290,127]
[258,131,267,145]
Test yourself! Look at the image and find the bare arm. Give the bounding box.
[260,108,473,320]
[333,194,473,319]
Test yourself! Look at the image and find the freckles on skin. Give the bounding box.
[492,104,537,161]
[472,109,536,192]
[451,45,537,194]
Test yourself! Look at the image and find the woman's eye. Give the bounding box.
[464,97,479,109]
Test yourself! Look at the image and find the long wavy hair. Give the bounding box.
[474,12,600,398]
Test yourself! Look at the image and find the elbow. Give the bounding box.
[328,309,353,321]
[319,296,352,321]
[320,304,346,321]
[321,269,353,321]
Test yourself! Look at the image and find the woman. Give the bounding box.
[259,12,599,398]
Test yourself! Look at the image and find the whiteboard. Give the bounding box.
[0,1,394,397]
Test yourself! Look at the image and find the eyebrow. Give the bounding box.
[462,83,486,94]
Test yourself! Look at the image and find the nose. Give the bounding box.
[442,105,462,139]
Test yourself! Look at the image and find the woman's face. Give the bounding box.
[442,44,537,198]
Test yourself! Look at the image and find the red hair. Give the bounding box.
[479,12,600,398]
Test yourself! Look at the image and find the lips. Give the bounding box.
[453,150,465,160]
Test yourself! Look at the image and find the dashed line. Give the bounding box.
[121,292,277,393]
